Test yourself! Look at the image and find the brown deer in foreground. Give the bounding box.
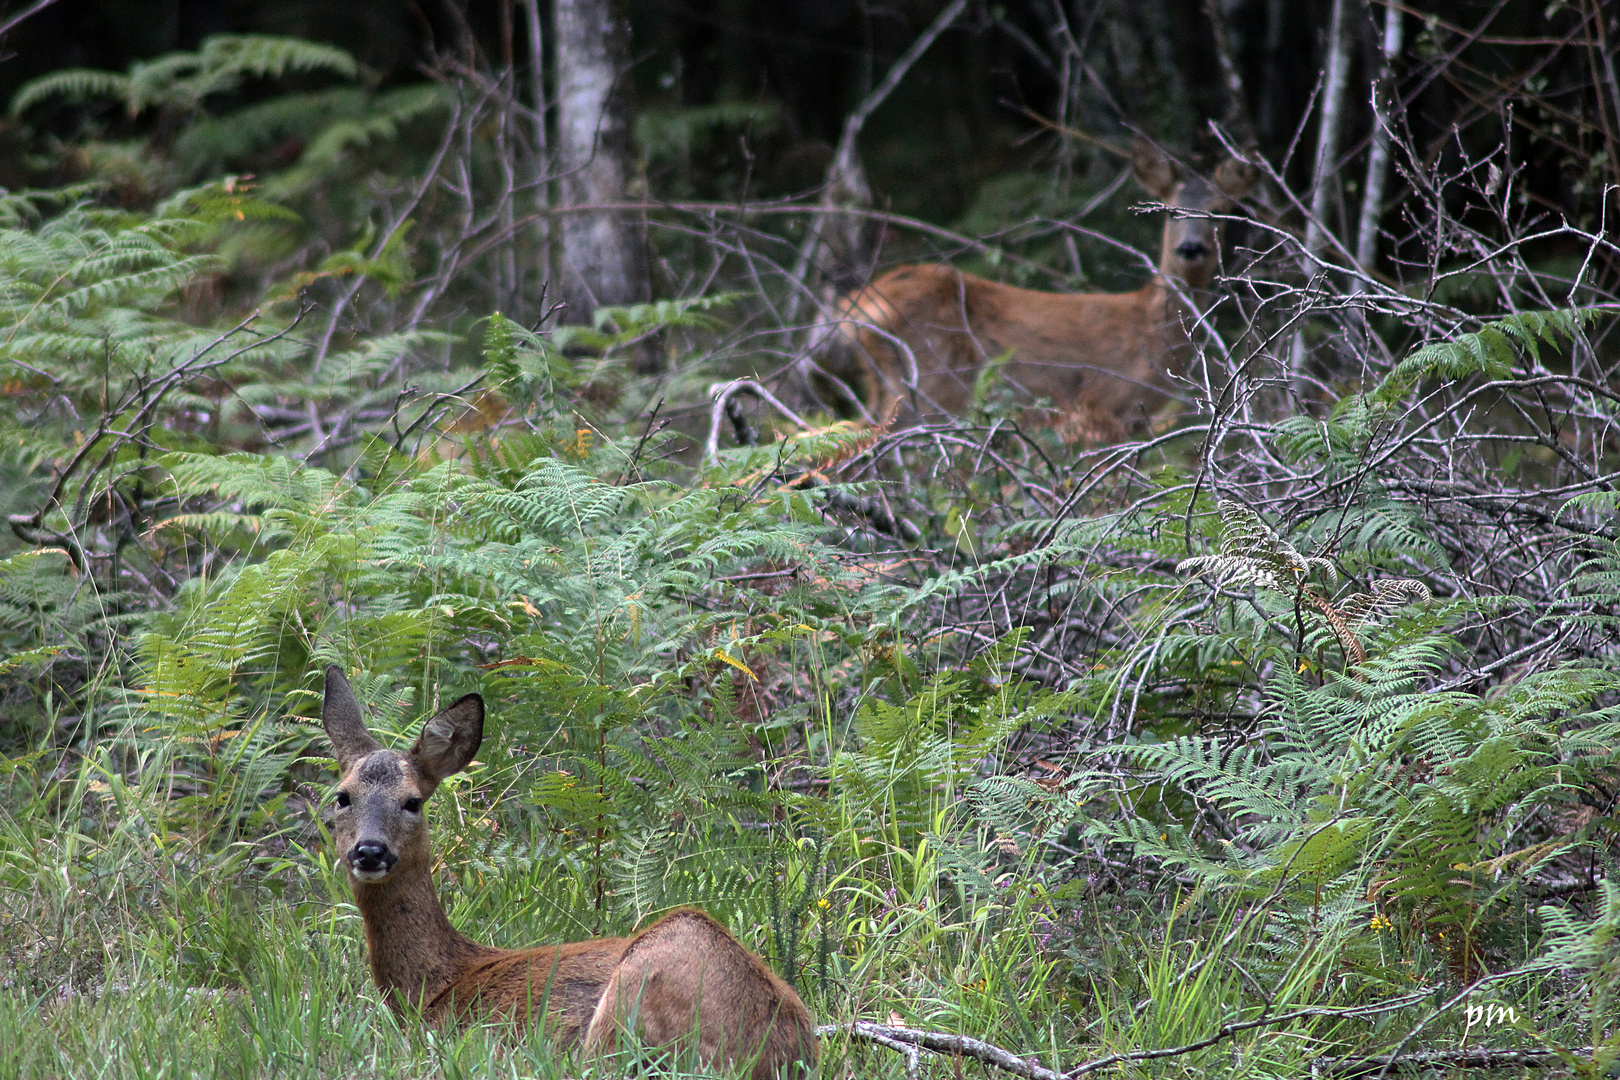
[319,666,816,1078]
[839,143,1256,443]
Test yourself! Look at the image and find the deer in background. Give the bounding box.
[839,142,1256,443]
[318,666,816,1079]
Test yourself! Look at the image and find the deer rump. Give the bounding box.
[319,665,816,1079]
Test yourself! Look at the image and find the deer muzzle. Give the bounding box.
[347,839,398,881]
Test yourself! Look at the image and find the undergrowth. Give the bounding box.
[1,32,1617,1080]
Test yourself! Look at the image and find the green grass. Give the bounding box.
[4,761,1607,1080]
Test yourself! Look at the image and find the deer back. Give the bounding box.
[425,937,627,1046]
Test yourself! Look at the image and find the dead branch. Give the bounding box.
[1311,1046,1592,1077]
[818,988,1455,1080]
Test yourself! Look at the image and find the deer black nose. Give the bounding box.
[350,840,397,873]
[1175,240,1209,260]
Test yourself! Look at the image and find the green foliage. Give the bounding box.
[7,34,450,281]
[12,35,360,117]
[1372,308,1594,404]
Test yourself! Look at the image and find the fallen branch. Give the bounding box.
[703,380,920,542]
[818,1021,1065,1080]
[818,988,1450,1080]
[1310,1047,1592,1077]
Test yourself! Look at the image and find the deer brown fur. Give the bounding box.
[839,143,1256,443]
[320,665,816,1078]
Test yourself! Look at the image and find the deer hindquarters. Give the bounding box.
[582,908,817,1080]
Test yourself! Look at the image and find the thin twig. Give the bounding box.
[0,0,64,39]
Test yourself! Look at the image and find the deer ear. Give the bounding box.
[1131,138,1179,201]
[410,693,484,787]
[322,666,381,770]
[1213,157,1258,200]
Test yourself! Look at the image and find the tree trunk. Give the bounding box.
[1354,0,1401,275]
[1291,0,1354,392]
[1305,0,1353,262]
[524,0,552,319]
[554,0,653,368]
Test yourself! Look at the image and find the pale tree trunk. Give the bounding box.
[524,0,552,315]
[1355,0,1403,276]
[496,0,518,317]
[1305,0,1353,263]
[1291,0,1354,392]
[554,0,653,368]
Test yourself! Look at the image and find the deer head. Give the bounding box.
[322,666,483,884]
[1131,140,1258,291]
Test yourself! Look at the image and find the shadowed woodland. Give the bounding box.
[0,0,1618,1076]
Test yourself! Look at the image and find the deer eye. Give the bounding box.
[335,790,351,808]
[402,797,423,814]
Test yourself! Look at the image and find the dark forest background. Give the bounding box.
[4,0,1611,246]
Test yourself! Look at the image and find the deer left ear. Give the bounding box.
[410,693,484,788]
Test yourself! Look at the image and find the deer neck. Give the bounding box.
[351,856,496,1012]
[1147,271,1189,308]
[1146,273,1205,332]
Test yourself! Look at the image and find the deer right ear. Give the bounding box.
[322,665,381,770]
[1131,138,1179,201]
[410,693,484,787]
[1213,157,1258,200]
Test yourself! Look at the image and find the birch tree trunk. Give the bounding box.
[524,0,550,318]
[1291,0,1354,390]
[1305,0,1353,262]
[554,0,652,368]
[1354,1,1403,276]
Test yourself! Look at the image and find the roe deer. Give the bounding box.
[319,665,816,1078]
[840,143,1256,443]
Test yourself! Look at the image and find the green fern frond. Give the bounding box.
[13,35,358,120]
[1373,309,1595,404]
[194,35,359,83]
[10,70,133,115]
[264,85,448,197]
[1528,880,1620,976]
[1557,488,1620,522]
[592,293,739,335]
